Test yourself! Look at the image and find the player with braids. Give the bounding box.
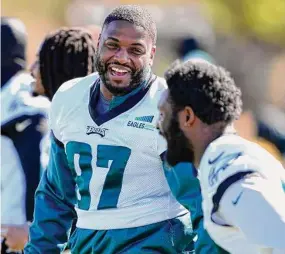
[1,27,97,252]
[32,26,97,183]
[1,17,49,253]
[32,27,96,100]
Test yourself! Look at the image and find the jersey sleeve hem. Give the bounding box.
[51,130,64,148]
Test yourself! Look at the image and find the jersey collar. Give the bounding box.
[89,74,157,126]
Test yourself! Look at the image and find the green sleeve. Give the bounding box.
[24,133,77,253]
[163,161,229,254]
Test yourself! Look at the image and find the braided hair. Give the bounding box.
[39,27,96,100]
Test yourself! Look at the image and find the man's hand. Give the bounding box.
[1,223,29,251]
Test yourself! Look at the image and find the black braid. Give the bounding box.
[39,27,96,100]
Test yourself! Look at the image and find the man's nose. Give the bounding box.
[113,48,129,64]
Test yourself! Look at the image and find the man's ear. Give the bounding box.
[182,106,195,128]
[149,46,156,66]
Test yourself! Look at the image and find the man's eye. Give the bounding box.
[106,43,118,49]
[130,48,143,55]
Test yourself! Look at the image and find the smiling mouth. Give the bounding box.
[109,66,131,77]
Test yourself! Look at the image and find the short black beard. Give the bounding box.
[165,115,194,167]
[95,52,150,96]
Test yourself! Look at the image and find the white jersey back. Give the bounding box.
[199,134,285,254]
[1,72,49,126]
[50,73,187,230]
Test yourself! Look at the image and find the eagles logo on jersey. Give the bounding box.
[199,134,285,254]
[49,73,187,230]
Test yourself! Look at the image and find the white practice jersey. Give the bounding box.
[199,134,285,254]
[1,135,26,225]
[50,73,187,230]
[1,72,49,224]
[1,72,49,126]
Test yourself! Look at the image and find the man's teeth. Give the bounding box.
[111,67,128,73]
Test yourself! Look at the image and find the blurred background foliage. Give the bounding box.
[2,0,69,23]
[3,0,285,49]
[2,0,69,66]
[203,0,285,46]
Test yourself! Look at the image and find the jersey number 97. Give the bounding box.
[66,141,131,210]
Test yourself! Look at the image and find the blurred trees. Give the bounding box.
[2,0,70,65]
[2,0,69,23]
[203,0,285,47]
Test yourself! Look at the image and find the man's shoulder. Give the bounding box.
[49,73,99,132]
[152,75,167,91]
[1,73,50,125]
[53,72,98,101]
[1,72,33,100]
[199,135,274,189]
[51,72,98,112]
[148,75,167,99]
[6,71,34,92]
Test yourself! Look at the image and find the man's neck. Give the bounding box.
[100,83,113,101]
[99,80,148,111]
[193,123,236,168]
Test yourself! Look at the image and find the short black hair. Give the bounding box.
[103,5,157,44]
[39,27,96,100]
[165,60,242,125]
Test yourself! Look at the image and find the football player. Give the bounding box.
[25,6,196,253]
[31,27,97,170]
[1,17,49,253]
[158,60,285,254]
[2,27,97,252]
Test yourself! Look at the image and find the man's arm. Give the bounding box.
[182,168,228,254]
[161,159,229,254]
[24,132,77,254]
[219,174,285,249]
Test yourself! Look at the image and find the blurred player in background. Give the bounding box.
[178,37,215,64]
[31,27,97,170]
[158,60,285,254]
[24,5,204,253]
[2,27,97,252]
[32,27,96,101]
[1,17,49,253]
[234,94,284,162]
